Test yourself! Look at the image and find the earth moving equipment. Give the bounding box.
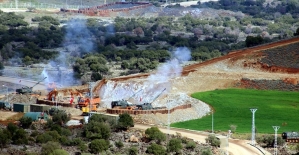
[0,101,12,111]
[16,77,47,95]
[136,88,166,110]
[77,96,101,110]
[111,89,143,109]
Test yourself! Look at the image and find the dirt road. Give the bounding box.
[134,124,271,155]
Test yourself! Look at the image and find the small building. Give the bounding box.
[30,104,50,112]
[24,112,49,121]
[13,103,30,113]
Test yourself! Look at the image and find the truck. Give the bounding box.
[16,77,47,95]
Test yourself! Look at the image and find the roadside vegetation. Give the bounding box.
[172,89,299,133]
[0,111,217,154]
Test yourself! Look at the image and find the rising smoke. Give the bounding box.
[42,17,95,87]
[100,47,191,107]
[64,18,95,56]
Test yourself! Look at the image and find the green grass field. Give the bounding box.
[171,89,299,134]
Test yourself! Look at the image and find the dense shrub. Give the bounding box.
[146,143,167,155]
[205,134,220,147]
[115,140,124,149]
[117,113,134,130]
[167,138,183,153]
[78,142,88,152]
[12,128,28,145]
[145,127,166,143]
[127,147,138,155]
[36,131,60,143]
[49,149,68,155]
[185,141,196,150]
[51,110,70,125]
[89,139,110,154]
[256,134,284,147]
[82,121,111,140]
[0,129,10,149]
[41,141,61,155]
[19,116,33,129]
[201,148,213,155]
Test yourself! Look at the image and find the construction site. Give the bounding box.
[1,36,299,127]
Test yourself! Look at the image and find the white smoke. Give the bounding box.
[63,18,95,56]
[100,47,191,107]
[41,18,96,88]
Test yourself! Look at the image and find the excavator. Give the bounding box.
[77,93,101,111]
[16,77,47,95]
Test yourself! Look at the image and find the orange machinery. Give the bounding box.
[77,96,101,111]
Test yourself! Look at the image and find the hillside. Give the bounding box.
[86,36,299,126]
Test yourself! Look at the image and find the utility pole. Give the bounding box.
[273,126,280,155]
[250,108,257,145]
[167,100,172,136]
[212,109,214,133]
[88,82,95,117]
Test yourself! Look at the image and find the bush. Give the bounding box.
[115,140,124,149]
[127,147,138,155]
[205,134,220,147]
[201,148,213,155]
[167,138,182,153]
[256,134,284,147]
[78,142,88,152]
[185,141,196,150]
[0,129,10,149]
[89,139,110,154]
[117,113,134,130]
[12,128,28,145]
[7,122,18,136]
[49,149,68,155]
[36,131,60,143]
[41,141,61,155]
[82,121,111,140]
[30,131,39,137]
[19,116,33,129]
[89,114,108,122]
[146,143,166,155]
[51,109,70,125]
[145,127,166,143]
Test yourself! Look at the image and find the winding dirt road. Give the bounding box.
[134,124,271,155]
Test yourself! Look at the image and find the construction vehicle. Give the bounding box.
[110,89,143,109]
[16,77,47,95]
[77,96,101,110]
[136,88,166,110]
